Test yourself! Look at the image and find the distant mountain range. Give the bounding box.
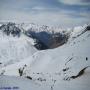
[0,22,89,50]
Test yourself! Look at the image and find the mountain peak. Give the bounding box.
[0,22,21,37]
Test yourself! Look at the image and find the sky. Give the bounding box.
[0,0,90,28]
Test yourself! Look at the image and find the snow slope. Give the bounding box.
[0,24,90,90]
[0,24,37,67]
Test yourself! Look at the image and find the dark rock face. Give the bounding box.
[25,31,50,50]
[86,25,90,31]
[49,32,69,48]
[0,22,21,37]
[25,30,69,50]
[34,39,49,50]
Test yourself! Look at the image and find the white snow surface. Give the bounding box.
[0,24,90,90]
[0,31,37,67]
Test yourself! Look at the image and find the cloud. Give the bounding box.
[0,0,90,27]
[0,8,89,28]
[58,0,90,5]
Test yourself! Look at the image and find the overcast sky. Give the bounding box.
[0,0,90,27]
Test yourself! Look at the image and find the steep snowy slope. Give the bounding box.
[0,25,90,90]
[0,23,37,68]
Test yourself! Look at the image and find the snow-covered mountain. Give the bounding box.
[0,22,89,50]
[0,22,37,67]
[0,22,90,90]
[0,22,70,50]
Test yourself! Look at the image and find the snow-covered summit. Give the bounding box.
[0,22,21,37]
